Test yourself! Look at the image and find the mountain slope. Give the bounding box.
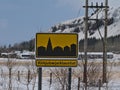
[48,6,120,41]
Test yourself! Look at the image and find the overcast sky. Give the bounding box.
[0,0,119,46]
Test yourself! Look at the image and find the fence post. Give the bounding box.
[28,70,30,83]
[49,72,52,90]
[98,79,101,90]
[18,71,20,82]
[78,77,80,90]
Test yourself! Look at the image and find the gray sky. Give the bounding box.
[0,0,119,46]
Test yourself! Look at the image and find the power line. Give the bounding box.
[76,6,81,17]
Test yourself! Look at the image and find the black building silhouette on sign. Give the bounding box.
[46,38,53,55]
[37,38,77,57]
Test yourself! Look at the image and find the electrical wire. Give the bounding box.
[96,10,104,42]
[76,6,81,17]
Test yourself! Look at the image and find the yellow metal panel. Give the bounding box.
[36,60,78,67]
[36,33,78,58]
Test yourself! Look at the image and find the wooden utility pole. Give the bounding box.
[83,0,109,88]
[103,0,108,83]
[84,0,88,90]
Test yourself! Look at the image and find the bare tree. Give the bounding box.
[87,61,102,87]
[18,59,37,90]
[49,68,68,90]
[30,59,37,90]
[6,55,17,90]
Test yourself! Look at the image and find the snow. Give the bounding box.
[0,53,119,90]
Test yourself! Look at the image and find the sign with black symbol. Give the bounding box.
[36,33,78,59]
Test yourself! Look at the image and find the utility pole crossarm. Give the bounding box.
[83,6,109,8]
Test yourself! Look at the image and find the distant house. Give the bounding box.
[1,52,16,58]
[78,52,114,60]
[0,50,35,59]
[16,50,35,59]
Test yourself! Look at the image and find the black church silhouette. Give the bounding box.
[37,38,77,57]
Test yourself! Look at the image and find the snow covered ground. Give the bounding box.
[0,53,120,90]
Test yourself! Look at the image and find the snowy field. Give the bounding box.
[0,53,120,90]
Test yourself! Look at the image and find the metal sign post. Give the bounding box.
[68,68,72,90]
[38,68,42,90]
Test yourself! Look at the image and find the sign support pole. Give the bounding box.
[68,68,72,90]
[38,67,42,90]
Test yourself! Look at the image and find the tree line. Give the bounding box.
[79,35,120,52]
[0,34,120,53]
[0,39,35,53]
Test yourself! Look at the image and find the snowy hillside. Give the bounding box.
[48,6,120,41]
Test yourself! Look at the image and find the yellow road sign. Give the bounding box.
[36,60,78,67]
[36,33,78,59]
